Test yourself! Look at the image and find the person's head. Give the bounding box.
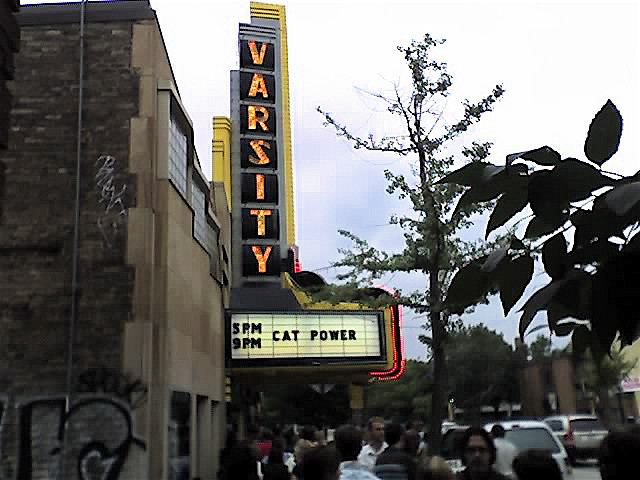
[259,427,274,440]
[599,429,640,480]
[334,424,363,461]
[367,416,385,445]
[247,424,260,441]
[461,426,496,475]
[300,445,340,480]
[512,449,562,480]
[385,422,405,447]
[490,424,506,439]
[417,455,456,480]
[300,424,317,442]
[283,427,297,449]
[403,429,421,456]
[228,441,259,479]
[268,438,285,465]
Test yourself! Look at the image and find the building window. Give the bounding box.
[208,221,220,278]
[169,391,191,480]
[169,117,188,197]
[192,182,208,248]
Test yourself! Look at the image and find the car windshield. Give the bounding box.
[570,418,606,431]
[505,428,561,453]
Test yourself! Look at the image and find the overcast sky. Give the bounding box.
[26,1,640,359]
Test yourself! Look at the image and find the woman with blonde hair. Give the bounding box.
[417,455,456,480]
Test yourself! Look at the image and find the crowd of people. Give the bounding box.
[219,417,640,480]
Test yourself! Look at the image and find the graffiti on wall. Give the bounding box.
[75,367,147,410]
[95,155,128,248]
[1,368,147,479]
[15,395,145,480]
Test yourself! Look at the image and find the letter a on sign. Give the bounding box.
[248,73,269,99]
[252,246,272,273]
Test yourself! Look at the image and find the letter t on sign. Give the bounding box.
[252,246,272,273]
[250,209,272,236]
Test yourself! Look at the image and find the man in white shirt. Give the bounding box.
[357,417,388,471]
[490,424,518,479]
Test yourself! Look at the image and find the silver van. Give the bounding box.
[544,415,608,465]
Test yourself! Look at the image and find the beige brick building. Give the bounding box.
[0,2,229,478]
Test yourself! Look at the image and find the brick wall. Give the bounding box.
[0,18,141,479]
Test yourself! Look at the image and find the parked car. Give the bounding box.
[485,421,572,477]
[441,421,572,477]
[544,415,608,465]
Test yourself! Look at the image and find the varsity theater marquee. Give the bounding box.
[221,3,404,382]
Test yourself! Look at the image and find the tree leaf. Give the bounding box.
[547,300,573,331]
[519,281,565,340]
[553,270,592,321]
[542,233,567,279]
[444,262,489,314]
[527,170,569,224]
[623,233,640,253]
[524,215,567,239]
[510,237,526,250]
[495,255,534,316]
[572,326,591,361]
[603,181,640,216]
[481,246,509,273]
[554,320,579,337]
[436,162,492,186]
[592,253,640,348]
[520,146,562,166]
[555,158,616,202]
[570,239,620,266]
[454,164,528,217]
[584,99,623,165]
[485,189,529,238]
[506,150,530,166]
[525,323,549,337]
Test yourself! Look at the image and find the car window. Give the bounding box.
[546,420,564,432]
[570,418,606,431]
[505,428,561,453]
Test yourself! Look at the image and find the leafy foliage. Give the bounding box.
[316,33,504,454]
[446,325,521,413]
[366,360,432,422]
[441,100,640,357]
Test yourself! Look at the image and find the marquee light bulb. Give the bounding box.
[250,209,272,236]
[255,174,265,200]
[248,106,269,132]
[252,246,272,273]
[248,40,268,65]
[249,140,272,165]
[248,73,269,98]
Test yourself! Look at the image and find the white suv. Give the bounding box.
[485,421,572,477]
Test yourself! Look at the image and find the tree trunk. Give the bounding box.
[428,269,446,455]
